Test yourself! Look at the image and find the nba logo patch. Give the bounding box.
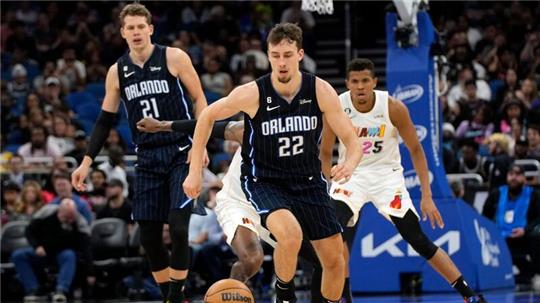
[390,191,402,209]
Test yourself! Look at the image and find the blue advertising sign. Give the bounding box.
[349,199,514,292]
[385,11,452,200]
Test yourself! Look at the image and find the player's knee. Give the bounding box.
[239,249,264,275]
[169,221,189,240]
[320,250,345,273]
[279,233,302,252]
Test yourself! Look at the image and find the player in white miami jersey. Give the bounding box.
[320,59,486,303]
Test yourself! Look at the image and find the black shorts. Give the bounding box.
[132,144,204,221]
[241,175,342,240]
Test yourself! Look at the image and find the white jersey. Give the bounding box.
[215,148,275,246]
[338,90,402,172]
[216,148,248,204]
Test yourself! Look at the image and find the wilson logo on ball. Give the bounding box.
[221,293,252,303]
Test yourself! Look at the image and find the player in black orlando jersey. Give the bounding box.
[183,23,362,303]
[71,3,207,303]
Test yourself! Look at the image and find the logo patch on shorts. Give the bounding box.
[390,192,402,209]
[242,217,253,225]
[333,188,352,197]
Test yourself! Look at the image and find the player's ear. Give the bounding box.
[120,26,126,39]
[149,24,154,36]
[373,77,378,87]
[298,48,304,62]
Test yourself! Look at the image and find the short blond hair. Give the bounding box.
[484,133,510,154]
[119,3,152,26]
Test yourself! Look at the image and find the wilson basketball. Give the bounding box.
[204,279,254,303]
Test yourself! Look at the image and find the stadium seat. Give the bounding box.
[116,122,135,152]
[85,82,106,102]
[75,102,101,122]
[90,218,129,263]
[1,221,30,268]
[66,92,97,110]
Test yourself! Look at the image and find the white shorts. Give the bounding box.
[329,167,419,226]
[215,190,276,247]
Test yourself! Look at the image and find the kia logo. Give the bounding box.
[393,84,424,104]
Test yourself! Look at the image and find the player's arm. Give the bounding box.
[136,117,245,143]
[320,116,337,181]
[183,83,258,198]
[72,64,121,191]
[167,47,207,118]
[389,97,443,228]
[316,78,362,183]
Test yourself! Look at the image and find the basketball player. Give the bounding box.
[71,4,207,303]
[138,116,330,302]
[183,23,362,303]
[320,58,487,303]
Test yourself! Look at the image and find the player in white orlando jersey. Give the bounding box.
[320,59,486,303]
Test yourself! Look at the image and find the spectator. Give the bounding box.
[484,133,513,189]
[229,38,250,73]
[528,125,540,158]
[2,154,26,187]
[42,76,70,114]
[280,1,315,30]
[11,199,95,302]
[447,66,491,108]
[49,114,74,155]
[56,48,86,92]
[516,78,539,110]
[201,58,233,98]
[513,139,531,160]
[64,130,87,165]
[17,126,62,158]
[7,63,31,100]
[244,38,269,72]
[498,99,525,137]
[50,172,92,224]
[97,145,128,197]
[450,180,465,200]
[494,69,519,108]
[457,140,488,180]
[482,165,540,284]
[456,104,494,144]
[452,79,489,127]
[96,179,133,225]
[101,129,127,155]
[87,169,107,211]
[1,181,21,225]
[11,180,46,222]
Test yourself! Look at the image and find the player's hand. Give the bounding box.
[183,172,202,199]
[35,246,46,257]
[420,197,444,229]
[136,117,163,133]
[510,228,525,238]
[71,163,90,192]
[331,162,354,184]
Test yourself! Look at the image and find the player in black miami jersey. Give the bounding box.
[71,3,207,303]
[183,23,362,303]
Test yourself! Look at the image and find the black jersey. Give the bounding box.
[117,44,193,148]
[241,72,323,179]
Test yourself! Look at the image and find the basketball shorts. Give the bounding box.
[132,144,204,221]
[215,188,275,247]
[241,175,342,240]
[329,166,419,227]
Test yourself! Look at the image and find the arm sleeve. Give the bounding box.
[171,120,230,140]
[85,110,117,160]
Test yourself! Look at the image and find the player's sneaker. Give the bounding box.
[465,294,487,303]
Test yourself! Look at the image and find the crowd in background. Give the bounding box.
[1,0,540,300]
